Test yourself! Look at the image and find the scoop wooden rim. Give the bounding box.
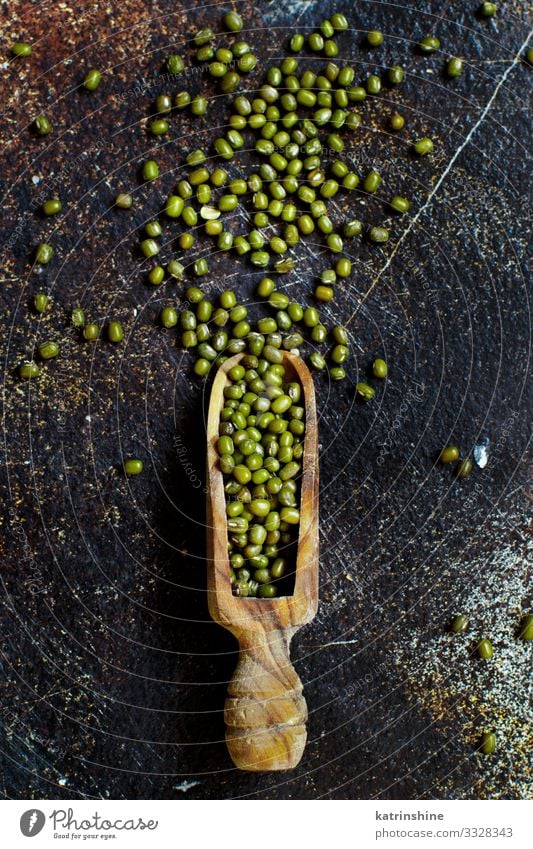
[206,351,319,631]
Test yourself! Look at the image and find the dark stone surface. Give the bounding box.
[0,1,531,799]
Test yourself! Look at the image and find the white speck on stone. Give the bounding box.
[0,62,9,70]
[173,779,200,792]
[32,175,41,185]
[133,308,138,317]
[473,437,490,468]
[85,416,92,423]
[261,0,320,24]
[58,776,69,786]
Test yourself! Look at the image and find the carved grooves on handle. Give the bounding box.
[224,629,308,771]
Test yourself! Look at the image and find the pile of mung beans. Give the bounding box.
[158,10,416,390]
[16,6,497,593]
[19,6,522,392]
[216,351,305,598]
[19,7,411,598]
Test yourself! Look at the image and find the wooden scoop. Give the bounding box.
[206,351,319,771]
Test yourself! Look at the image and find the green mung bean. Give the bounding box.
[38,341,59,360]
[33,293,50,313]
[367,30,383,46]
[34,114,52,135]
[450,614,469,633]
[35,243,54,264]
[477,638,493,659]
[391,195,410,213]
[149,118,169,135]
[18,360,40,379]
[224,11,243,32]
[419,35,440,53]
[71,308,85,328]
[440,445,460,464]
[413,137,434,155]
[42,198,62,216]
[519,615,533,641]
[160,307,178,328]
[356,382,375,401]
[11,42,32,57]
[124,458,144,475]
[115,193,133,209]
[387,65,404,84]
[108,321,124,343]
[389,113,405,130]
[369,226,389,243]
[366,74,382,94]
[167,55,185,75]
[84,323,100,341]
[457,458,473,478]
[372,358,388,378]
[479,732,496,754]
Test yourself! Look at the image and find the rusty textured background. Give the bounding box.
[0,0,531,800]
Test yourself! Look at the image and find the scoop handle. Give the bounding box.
[224,627,308,771]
